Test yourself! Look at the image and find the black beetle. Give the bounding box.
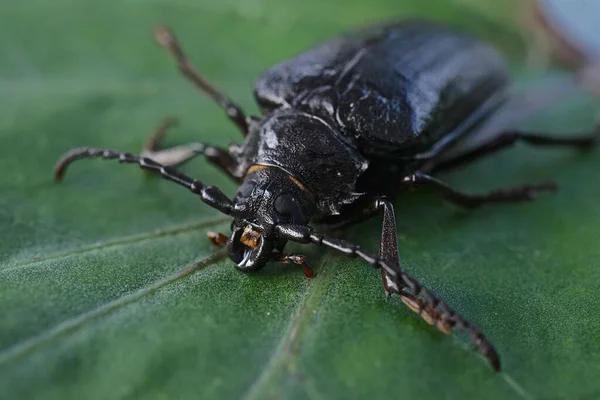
[54,20,599,372]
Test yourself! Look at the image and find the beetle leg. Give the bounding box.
[270,252,314,278]
[141,117,242,181]
[315,201,379,230]
[207,231,229,247]
[275,221,501,371]
[143,116,179,154]
[204,232,316,277]
[376,198,399,296]
[434,126,600,172]
[54,148,234,215]
[403,172,557,208]
[375,199,460,331]
[155,26,249,135]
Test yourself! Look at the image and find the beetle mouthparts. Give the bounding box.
[240,225,261,249]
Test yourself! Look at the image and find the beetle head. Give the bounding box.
[228,165,315,271]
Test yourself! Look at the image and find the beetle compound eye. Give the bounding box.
[274,193,304,224]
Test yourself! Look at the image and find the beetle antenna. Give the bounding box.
[275,224,500,371]
[154,25,249,135]
[54,147,234,215]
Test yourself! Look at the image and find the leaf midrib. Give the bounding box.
[242,254,333,400]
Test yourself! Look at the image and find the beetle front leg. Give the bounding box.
[275,217,501,371]
[376,199,463,331]
[375,198,458,325]
[271,252,315,278]
[403,171,557,208]
[375,198,400,295]
[207,231,229,247]
[141,117,242,181]
[155,26,250,135]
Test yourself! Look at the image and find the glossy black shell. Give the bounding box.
[234,20,510,215]
[255,20,509,159]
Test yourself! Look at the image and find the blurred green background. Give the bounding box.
[1,0,599,399]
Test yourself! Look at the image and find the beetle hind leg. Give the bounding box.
[434,125,600,172]
[403,172,557,208]
[141,117,242,181]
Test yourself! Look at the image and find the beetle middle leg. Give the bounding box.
[141,117,241,180]
[155,26,249,135]
[403,171,557,208]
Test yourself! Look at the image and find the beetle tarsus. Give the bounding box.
[400,293,452,333]
[154,25,249,135]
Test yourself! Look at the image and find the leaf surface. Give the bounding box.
[1,1,599,399]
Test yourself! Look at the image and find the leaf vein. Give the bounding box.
[0,250,227,365]
[502,373,537,400]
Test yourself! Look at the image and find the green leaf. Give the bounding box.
[1,1,599,399]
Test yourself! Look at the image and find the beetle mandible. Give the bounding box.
[54,20,600,372]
